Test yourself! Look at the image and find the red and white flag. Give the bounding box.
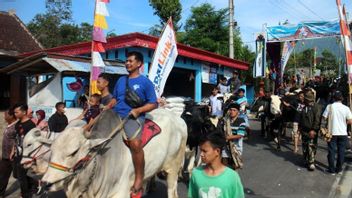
[336,0,352,83]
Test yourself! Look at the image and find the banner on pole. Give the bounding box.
[254,34,266,78]
[280,41,295,78]
[148,18,178,97]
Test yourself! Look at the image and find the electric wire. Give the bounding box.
[297,0,325,20]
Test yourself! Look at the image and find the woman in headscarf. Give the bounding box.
[35,110,48,131]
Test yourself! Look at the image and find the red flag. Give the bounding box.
[99,0,110,3]
[93,41,105,52]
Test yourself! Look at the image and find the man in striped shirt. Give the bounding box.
[220,103,246,168]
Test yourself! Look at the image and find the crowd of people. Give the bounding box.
[2,49,351,198]
[254,75,352,173]
[0,67,118,198]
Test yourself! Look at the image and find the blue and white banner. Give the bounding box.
[280,41,295,78]
[254,35,266,78]
[148,19,178,97]
[266,20,341,42]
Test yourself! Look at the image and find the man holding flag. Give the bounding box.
[107,51,157,197]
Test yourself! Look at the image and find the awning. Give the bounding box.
[0,52,127,75]
[43,57,128,75]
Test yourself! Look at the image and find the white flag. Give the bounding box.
[280,41,295,78]
[92,52,105,67]
[148,19,178,97]
[96,1,109,16]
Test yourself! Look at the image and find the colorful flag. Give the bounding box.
[94,14,108,29]
[90,0,110,95]
[93,41,105,52]
[96,1,109,16]
[93,27,107,43]
[336,0,352,83]
[148,18,178,97]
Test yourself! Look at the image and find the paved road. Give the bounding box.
[3,119,352,197]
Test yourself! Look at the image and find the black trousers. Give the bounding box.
[13,156,37,198]
[0,159,12,196]
[327,136,348,173]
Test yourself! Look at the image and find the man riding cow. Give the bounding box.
[106,51,157,197]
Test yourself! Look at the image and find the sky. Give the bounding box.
[1,0,352,51]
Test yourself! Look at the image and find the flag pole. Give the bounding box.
[147,17,174,77]
[89,0,98,97]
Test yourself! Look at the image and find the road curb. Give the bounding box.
[328,162,352,198]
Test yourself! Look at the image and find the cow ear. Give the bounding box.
[38,137,53,145]
[88,138,110,150]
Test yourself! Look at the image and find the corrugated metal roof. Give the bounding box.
[43,57,128,75]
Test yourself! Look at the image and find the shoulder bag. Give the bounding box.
[124,76,144,108]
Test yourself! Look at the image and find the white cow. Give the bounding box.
[41,109,187,198]
[21,120,87,175]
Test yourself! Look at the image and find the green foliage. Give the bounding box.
[318,49,338,72]
[285,48,338,78]
[149,0,182,32]
[45,0,72,22]
[180,3,229,55]
[177,3,255,83]
[27,0,93,48]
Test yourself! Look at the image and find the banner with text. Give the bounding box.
[148,19,178,97]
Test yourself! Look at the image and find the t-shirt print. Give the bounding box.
[199,187,222,198]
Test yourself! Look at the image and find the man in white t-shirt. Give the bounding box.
[209,87,223,118]
[322,91,352,174]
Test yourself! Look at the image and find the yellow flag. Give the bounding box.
[94,14,108,29]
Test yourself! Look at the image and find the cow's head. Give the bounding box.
[41,127,107,191]
[182,104,215,149]
[21,128,53,175]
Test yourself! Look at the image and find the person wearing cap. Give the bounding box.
[297,91,322,171]
[321,91,352,174]
[219,103,246,169]
[227,71,241,94]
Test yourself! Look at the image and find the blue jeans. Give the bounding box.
[327,136,348,173]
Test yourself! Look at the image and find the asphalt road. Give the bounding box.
[3,118,351,198]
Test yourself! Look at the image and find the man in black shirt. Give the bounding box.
[13,103,37,198]
[48,102,68,132]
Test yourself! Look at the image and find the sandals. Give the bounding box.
[130,187,143,198]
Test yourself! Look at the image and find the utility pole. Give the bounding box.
[229,0,234,59]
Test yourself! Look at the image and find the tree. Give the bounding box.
[149,0,182,32]
[179,3,244,59]
[318,49,338,72]
[27,0,93,48]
